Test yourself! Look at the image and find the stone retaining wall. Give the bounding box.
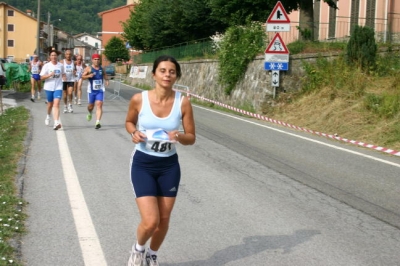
[127,47,398,113]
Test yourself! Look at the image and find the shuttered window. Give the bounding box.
[350,0,360,35]
[366,0,376,29]
[328,0,337,38]
[314,1,320,40]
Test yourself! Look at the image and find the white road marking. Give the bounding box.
[56,129,107,266]
[195,106,400,168]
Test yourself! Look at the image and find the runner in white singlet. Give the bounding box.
[28,55,43,102]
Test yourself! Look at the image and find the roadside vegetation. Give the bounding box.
[0,106,29,266]
[263,27,400,151]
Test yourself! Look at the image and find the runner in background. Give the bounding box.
[60,49,75,113]
[40,48,65,130]
[81,54,109,129]
[74,54,86,105]
[28,54,43,102]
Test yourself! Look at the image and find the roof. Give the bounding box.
[97,4,135,17]
[0,2,41,23]
[74,39,97,49]
[74,32,102,41]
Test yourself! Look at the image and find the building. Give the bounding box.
[73,38,98,63]
[97,0,138,65]
[271,0,400,45]
[74,33,102,51]
[0,2,42,62]
[0,2,78,62]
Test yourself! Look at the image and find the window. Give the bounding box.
[350,0,360,35]
[7,10,14,16]
[7,24,14,32]
[314,1,321,40]
[366,0,376,29]
[328,0,338,39]
[8,40,14,47]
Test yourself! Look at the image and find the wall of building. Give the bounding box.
[100,5,134,65]
[0,4,37,62]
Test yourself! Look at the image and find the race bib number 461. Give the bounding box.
[145,129,176,153]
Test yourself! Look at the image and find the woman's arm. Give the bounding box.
[125,93,146,143]
[172,96,196,145]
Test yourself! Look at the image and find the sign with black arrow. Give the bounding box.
[271,70,280,87]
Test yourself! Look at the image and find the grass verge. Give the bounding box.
[0,106,29,266]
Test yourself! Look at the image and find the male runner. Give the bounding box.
[60,49,75,113]
[28,55,43,102]
[81,54,109,129]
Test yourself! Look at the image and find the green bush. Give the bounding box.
[346,25,377,72]
[364,93,400,118]
[217,21,266,95]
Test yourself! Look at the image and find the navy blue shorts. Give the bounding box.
[31,74,41,81]
[130,150,181,198]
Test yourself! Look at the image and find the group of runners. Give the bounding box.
[30,47,109,130]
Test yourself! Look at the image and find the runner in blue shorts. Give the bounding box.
[28,54,43,102]
[125,55,196,266]
[40,48,65,130]
[81,54,109,129]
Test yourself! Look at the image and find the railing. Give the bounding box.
[133,38,214,64]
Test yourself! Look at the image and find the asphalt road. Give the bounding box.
[10,80,400,265]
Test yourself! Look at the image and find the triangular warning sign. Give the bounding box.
[267,1,290,23]
[265,33,289,54]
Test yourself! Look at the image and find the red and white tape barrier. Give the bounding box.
[176,89,400,157]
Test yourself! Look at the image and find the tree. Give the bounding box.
[207,0,338,39]
[122,0,225,50]
[103,36,129,63]
[346,25,377,72]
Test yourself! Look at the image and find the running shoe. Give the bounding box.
[127,248,145,266]
[146,253,159,266]
[53,123,61,130]
[86,113,92,121]
[63,106,68,113]
[95,122,101,129]
[68,104,73,113]
[45,117,50,126]
[78,99,81,105]
[37,93,41,100]
[30,97,35,102]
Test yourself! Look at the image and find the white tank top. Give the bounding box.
[76,64,84,80]
[30,61,41,74]
[63,59,75,82]
[135,91,182,157]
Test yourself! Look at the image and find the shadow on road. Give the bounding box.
[163,229,320,266]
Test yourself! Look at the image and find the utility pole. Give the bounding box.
[36,0,41,59]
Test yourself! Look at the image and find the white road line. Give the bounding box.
[56,129,107,266]
[195,106,400,168]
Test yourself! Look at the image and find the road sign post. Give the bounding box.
[266,1,291,32]
[264,1,290,98]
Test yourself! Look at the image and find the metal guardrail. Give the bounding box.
[108,73,125,100]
